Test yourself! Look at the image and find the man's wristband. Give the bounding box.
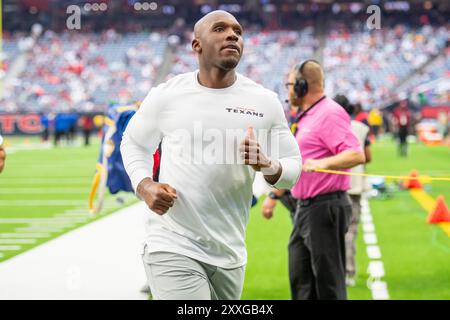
[268,191,281,200]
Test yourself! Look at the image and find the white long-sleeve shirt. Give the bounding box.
[121,71,301,268]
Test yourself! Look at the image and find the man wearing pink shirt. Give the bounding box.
[287,60,365,300]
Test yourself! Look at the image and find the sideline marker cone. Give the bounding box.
[404,170,422,189]
[427,196,450,224]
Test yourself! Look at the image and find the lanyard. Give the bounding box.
[290,96,326,136]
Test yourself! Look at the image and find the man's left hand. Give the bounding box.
[240,127,271,171]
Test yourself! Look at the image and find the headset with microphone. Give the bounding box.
[293,59,320,98]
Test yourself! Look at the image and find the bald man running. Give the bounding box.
[121,11,301,300]
[286,60,365,300]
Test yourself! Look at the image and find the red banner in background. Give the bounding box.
[421,106,450,119]
[0,114,42,135]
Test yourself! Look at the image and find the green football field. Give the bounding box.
[0,136,449,299]
[0,136,137,262]
[243,137,450,300]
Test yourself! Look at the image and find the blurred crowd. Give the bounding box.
[1,29,166,114]
[324,23,448,107]
[0,17,448,137]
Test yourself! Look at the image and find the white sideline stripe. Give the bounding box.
[0,233,51,239]
[362,222,375,233]
[0,218,88,224]
[2,182,89,186]
[55,214,89,218]
[63,210,89,214]
[0,189,89,194]
[368,261,385,278]
[6,144,52,152]
[366,245,382,259]
[361,214,372,223]
[0,202,148,299]
[6,147,50,154]
[360,196,389,300]
[0,179,90,183]
[62,211,90,216]
[361,208,371,215]
[363,233,378,245]
[0,200,124,208]
[0,239,37,245]
[0,246,21,251]
[371,281,390,300]
[15,228,65,233]
[0,200,85,206]
[55,216,89,220]
[8,162,95,167]
[2,179,91,182]
[30,219,88,225]
[28,224,76,230]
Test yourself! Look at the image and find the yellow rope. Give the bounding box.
[314,169,450,182]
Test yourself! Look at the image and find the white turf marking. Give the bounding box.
[0,218,88,224]
[366,245,382,259]
[361,214,372,223]
[360,196,390,300]
[0,246,21,251]
[0,178,90,183]
[55,214,89,219]
[363,233,378,245]
[371,281,390,300]
[0,203,148,299]
[0,233,51,239]
[368,261,385,278]
[0,197,130,269]
[9,161,94,168]
[0,200,85,206]
[59,210,89,214]
[361,205,372,216]
[5,144,52,153]
[0,239,37,245]
[15,227,65,233]
[362,222,375,233]
[0,189,89,194]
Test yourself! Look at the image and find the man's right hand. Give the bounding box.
[137,178,178,215]
[262,197,277,220]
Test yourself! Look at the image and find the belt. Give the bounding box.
[298,191,347,208]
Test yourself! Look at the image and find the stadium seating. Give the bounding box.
[0,22,447,113]
[2,31,168,113]
[324,23,449,108]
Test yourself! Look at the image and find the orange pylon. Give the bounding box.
[427,196,450,224]
[403,170,422,189]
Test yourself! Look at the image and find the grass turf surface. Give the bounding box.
[0,136,137,262]
[1,136,449,299]
[242,137,450,299]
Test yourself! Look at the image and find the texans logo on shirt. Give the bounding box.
[225,107,264,118]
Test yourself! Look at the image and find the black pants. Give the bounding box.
[398,127,408,157]
[83,129,91,146]
[288,191,352,300]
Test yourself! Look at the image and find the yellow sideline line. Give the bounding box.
[410,189,450,237]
